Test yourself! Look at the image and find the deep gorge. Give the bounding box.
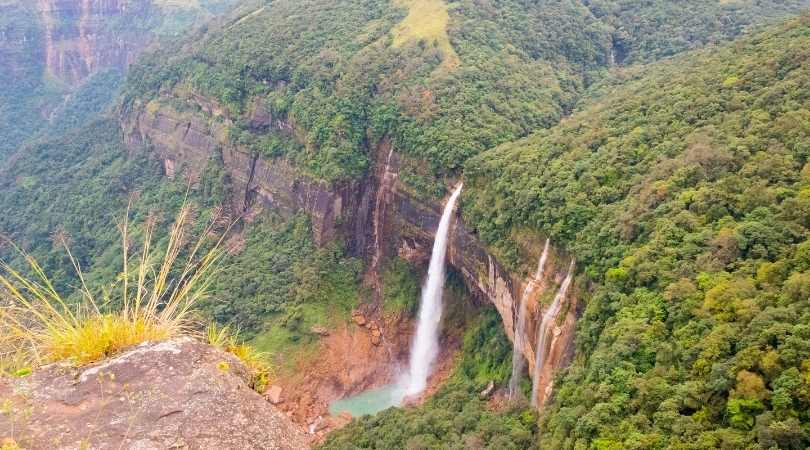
[122,93,581,409]
[3,1,810,448]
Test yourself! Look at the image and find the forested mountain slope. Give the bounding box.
[123,0,810,185]
[464,15,810,449]
[2,1,810,449]
[584,0,810,64]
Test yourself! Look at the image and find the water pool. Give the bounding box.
[328,384,404,417]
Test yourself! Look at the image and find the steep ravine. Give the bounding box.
[121,95,580,409]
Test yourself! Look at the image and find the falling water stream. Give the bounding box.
[508,239,550,399]
[327,184,463,417]
[530,259,575,407]
[401,183,463,398]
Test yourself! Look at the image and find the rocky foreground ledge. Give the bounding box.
[0,338,308,450]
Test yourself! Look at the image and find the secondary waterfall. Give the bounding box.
[508,239,550,399]
[530,259,575,407]
[401,184,463,398]
[371,147,397,274]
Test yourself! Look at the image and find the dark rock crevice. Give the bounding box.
[243,151,260,212]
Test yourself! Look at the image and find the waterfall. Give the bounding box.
[400,184,463,399]
[530,259,575,407]
[371,147,397,273]
[508,239,550,399]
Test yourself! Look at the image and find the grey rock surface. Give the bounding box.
[0,338,308,450]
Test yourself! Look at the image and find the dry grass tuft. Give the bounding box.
[0,202,229,370]
[206,322,272,393]
[0,438,24,450]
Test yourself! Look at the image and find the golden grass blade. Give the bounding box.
[120,201,131,317]
[0,199,240,374]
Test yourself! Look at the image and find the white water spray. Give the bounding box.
[508,239,550,399]
[400,184,463,399]
[530,259,575,407]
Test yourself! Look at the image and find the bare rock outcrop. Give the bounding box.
[0,338,308,450]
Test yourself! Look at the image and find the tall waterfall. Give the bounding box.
[530,259,575,407]
[508,239,550,399]
[401,184,463,398]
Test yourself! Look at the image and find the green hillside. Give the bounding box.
[0,1,47,154]
[123,0,810,185]
[465,15,810,449]
[1,1,810,448]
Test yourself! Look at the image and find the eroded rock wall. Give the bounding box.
[122,100,370,247]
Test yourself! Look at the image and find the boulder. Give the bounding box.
[267,385,284,404]
[0,338,308,450]
[480,380,495,399]
[370,328,382,346]
[327,412,353,430]
[307,416,328,434]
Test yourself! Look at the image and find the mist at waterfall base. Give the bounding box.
[326,185,463,417]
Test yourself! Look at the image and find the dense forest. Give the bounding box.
[465,16,810,449]
[1,0,810,448]
[123,0,810,185]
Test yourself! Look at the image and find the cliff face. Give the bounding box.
[0,0,240,157]
[122,95,579,407]
[385,156,579,406]
[36,0,150,86]
[122,99,370,248]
